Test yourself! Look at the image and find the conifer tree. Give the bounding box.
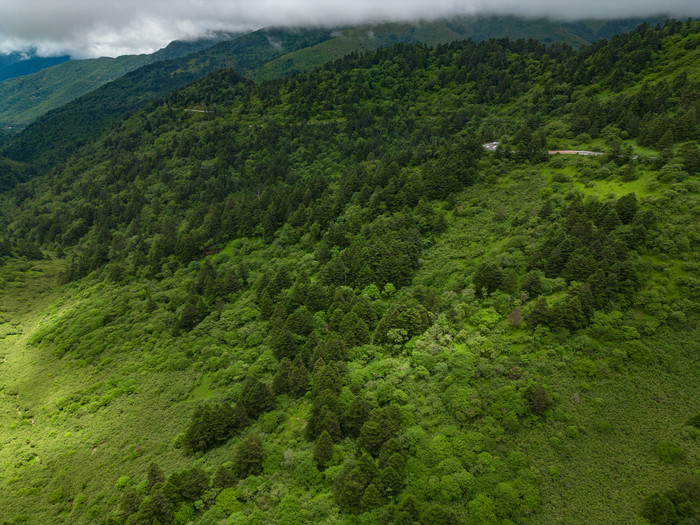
[288,362,310,397]
[528,296,550,327]
[313,430,334,469]
[179,300,201,331]
[212,465,236,489]
[359,420,385,455]
[120,487,143,517]
[333,466,366,514]
[137,489,174,524]
[343,397,371,437]
[272,358,293,395]
[240,377,274,419]
[361,483,383,511]
[356,453,380,485]
[615,193,638,224]
[379,466,403,496]
[146,461,166,491]
[233,434,264,478]
[169,466,209,502]
[339,311,371,346]
[396,494,421,524]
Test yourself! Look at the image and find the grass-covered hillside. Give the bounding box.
[0,19,698,525]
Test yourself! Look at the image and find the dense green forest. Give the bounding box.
[0,27,337,173]
[0,19,698,525]
[1,15,664,179]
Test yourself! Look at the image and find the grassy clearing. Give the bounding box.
[520,326,700,524]
[575,169,661,198]
[0,260,201,522]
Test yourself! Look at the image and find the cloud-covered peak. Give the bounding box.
[1,0,698,58]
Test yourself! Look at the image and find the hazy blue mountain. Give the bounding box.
[0,50,71,82]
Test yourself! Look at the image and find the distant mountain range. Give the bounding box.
[248,16,667,82]
[0,49,71,82]
[0,34,239,131]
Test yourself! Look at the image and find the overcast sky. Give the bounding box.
[1,0,698,58]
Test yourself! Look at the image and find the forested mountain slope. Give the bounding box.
[1,15,665,178]
[0,27,335,173]
[248,15,592,82]
[0,14,610,134]
[562,16,667,41]
[0,19,698,525]
[0,35,238,131]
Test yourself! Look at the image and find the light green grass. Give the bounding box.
[516,327,700,525]
[0,260,199,522]
[575,170,661,198]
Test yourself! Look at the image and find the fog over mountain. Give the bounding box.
[1,0,698,58]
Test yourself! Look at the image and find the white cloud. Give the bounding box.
[0,0,698,57]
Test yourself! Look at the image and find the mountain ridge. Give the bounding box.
[1,15,670,179]
[0,50,71,82]
[0,34,240,130]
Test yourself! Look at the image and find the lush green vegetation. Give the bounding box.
[0,14,626,135]
[248,15,595,82]
[0,36,235,131]
[1,15,664,177]
[0,19,698,525]
[1,28,335,173]
[561,16,667,42]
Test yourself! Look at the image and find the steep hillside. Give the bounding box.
[0,35,237,131]
[0,55,157,128]
[0,155,33,192]
[0,20,698,525]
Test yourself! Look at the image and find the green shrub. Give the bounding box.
[114,476,131,490]
[216,487,243,515]
[655,441,685,464]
